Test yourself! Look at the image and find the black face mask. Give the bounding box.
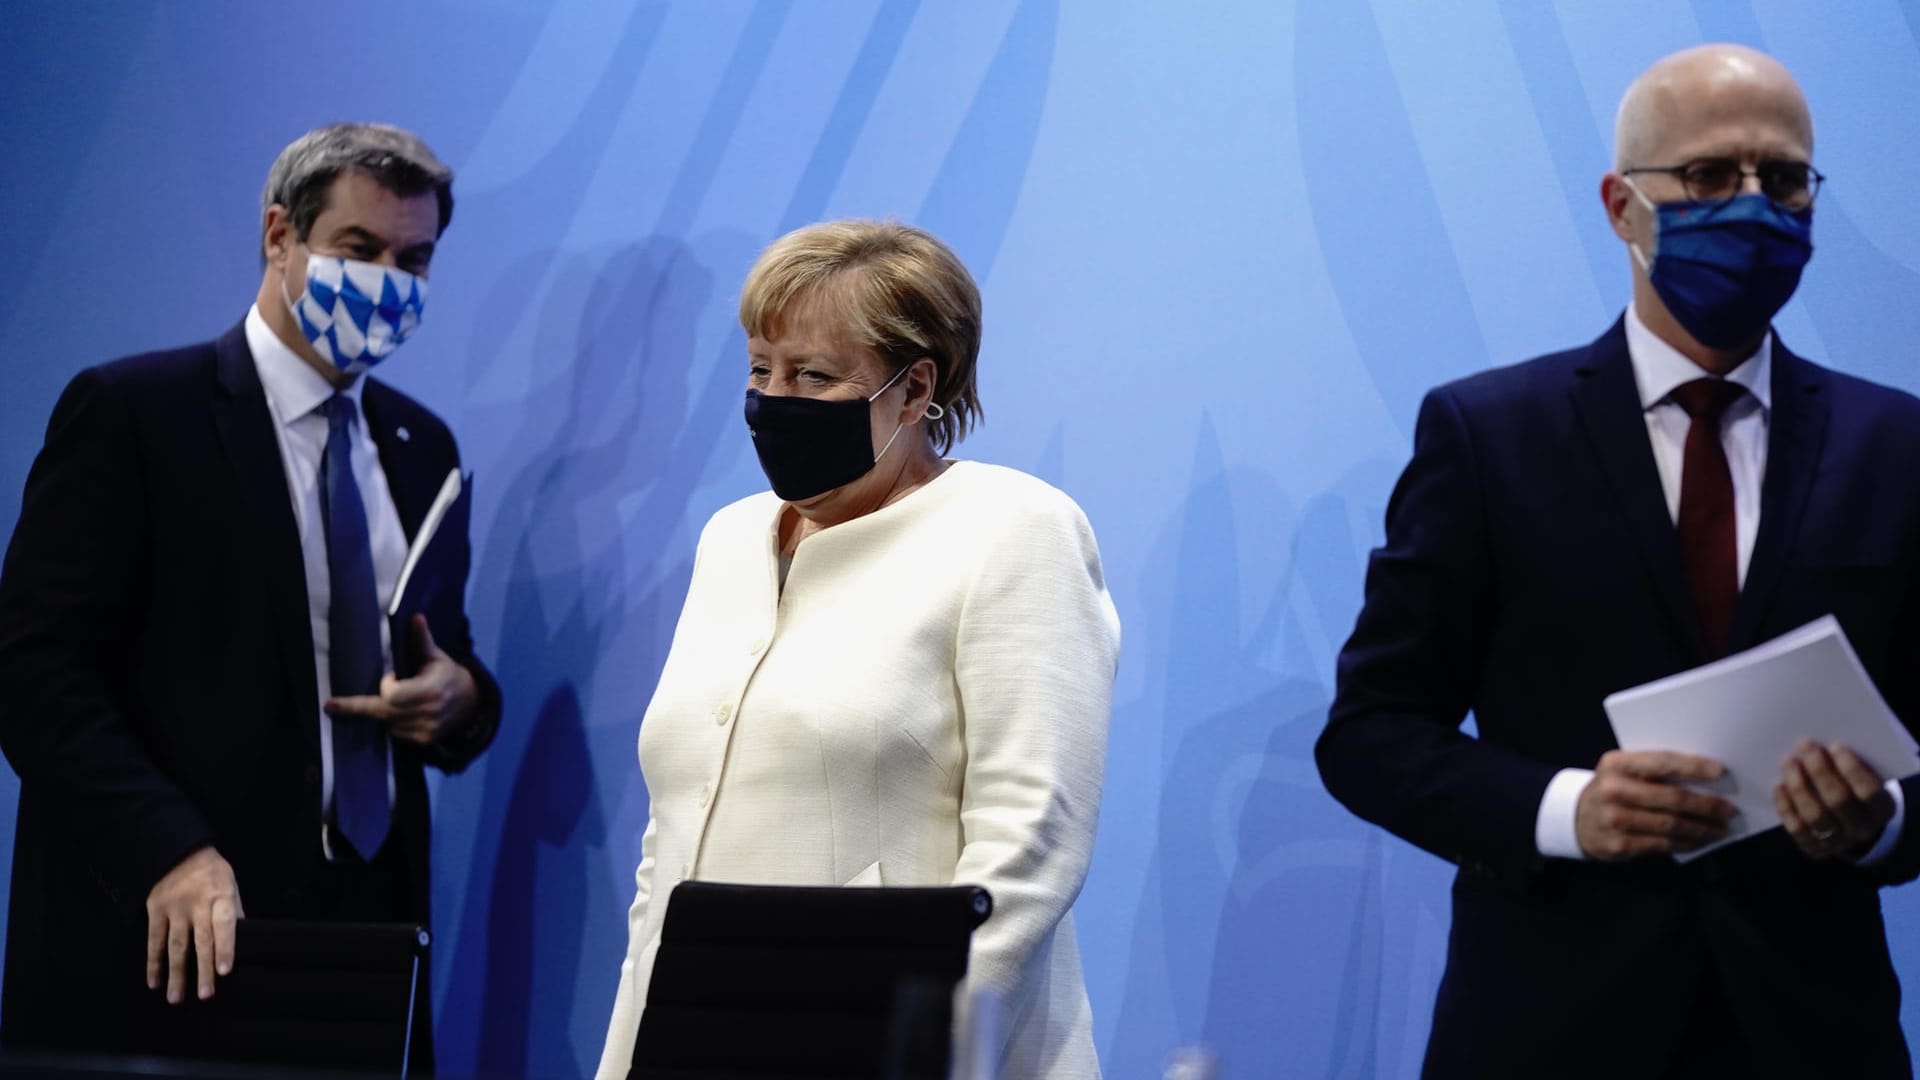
[743,366,908,502]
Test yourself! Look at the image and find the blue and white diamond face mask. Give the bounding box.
[283,249,428,375]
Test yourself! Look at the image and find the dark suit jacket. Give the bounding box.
[0,321,501,1051]
[1318,317,1920,1078]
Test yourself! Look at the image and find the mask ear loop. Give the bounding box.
[280,242,310,327]
[872,418,910,464]
[884,363,944,421]
[279,243,347,370]
[866,363,909,464]
[865,363,910,402]
[1621,175,1658,273]
[870,366,944,464]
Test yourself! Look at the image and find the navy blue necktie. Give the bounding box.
[320,393,390,859]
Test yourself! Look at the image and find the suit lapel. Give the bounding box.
[1567,318,1710,661]
[209,321,319,718]
[361,380,429,543]
[1726,340,1828,651]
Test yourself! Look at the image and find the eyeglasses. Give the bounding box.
[1621,158,1824,210]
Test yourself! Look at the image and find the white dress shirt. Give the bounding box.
[245,306,405,843]
[1534,306,1905,863]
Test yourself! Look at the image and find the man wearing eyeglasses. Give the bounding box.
[1319,44,1920,1077]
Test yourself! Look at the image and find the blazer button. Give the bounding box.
[714,703,733,726]
[699,782,713,808]
[748,637,768,656]
[305,766,320,787]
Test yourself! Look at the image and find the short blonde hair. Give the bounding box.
[739,219,982,453]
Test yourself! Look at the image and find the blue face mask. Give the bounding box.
[1626,182,1813,350]
[282,248,428,375]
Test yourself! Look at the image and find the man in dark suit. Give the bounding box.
[0,123,500,1061]
[1318,45,1920,1078]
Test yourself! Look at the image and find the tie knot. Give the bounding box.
[1669,377,1746,422]
[323,393,359,433]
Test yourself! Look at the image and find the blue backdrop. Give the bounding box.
[4,3,1919,1076]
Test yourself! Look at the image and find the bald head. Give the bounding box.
[1614,44,1812,170]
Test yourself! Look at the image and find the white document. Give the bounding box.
[1603,615,1920,861]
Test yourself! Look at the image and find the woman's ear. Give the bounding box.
[907,357,940,419]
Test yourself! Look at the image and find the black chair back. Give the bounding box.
[630,883,992,1080]
[119,920,428,1076]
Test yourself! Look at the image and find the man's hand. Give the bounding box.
[1576,750,1738,860]
[1774,740,1894,861]
[325,615,478,746]
[145,846,242,1004]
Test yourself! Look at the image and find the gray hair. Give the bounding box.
[260,123,454,257]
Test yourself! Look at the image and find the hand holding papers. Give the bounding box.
[1604,616,1920,860]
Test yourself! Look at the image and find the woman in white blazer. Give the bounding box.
[596,220,1119,1079]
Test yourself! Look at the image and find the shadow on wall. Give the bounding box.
[435,228,758,1078]
[1098,417,1452,1079]
[422,10,666,1071]
[475,683,601,1074]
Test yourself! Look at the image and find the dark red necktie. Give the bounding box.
[1670,378,1747,654]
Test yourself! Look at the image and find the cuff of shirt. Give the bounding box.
[1852,779,1907,867]
[1535,767,1595,860]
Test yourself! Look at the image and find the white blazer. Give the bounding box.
[596,461,1120,1079]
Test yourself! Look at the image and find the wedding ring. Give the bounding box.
[1809,822,1838,842]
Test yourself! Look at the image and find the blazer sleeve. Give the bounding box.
[595,811,660,1079]
[0,368,217,899]
[417,506,501,775]
[1866,541,1920,886]
[950,486,1120,1020]
[1862,779,1920,886]
[421,656,501,773]
[1315,386,1560,879]
[597,515,711,1080]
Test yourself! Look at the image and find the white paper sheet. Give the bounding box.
[1603,615,1920,860]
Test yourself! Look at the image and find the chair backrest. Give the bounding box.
[631,882,992,1080]
[119,920,428,1076]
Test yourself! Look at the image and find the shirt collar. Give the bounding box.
[245,304,364,426]
[1625,303,1772,415]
